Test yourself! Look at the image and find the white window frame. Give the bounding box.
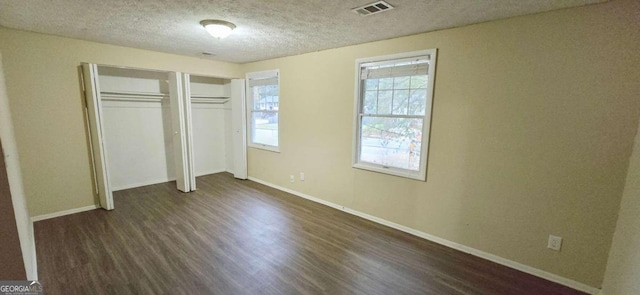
[352,49,437,181]
[246,69,280,152]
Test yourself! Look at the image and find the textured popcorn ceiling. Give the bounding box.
[0,0,604,63]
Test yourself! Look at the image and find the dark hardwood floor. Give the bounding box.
[35,173,586,295]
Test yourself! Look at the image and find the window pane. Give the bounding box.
[377,90,392,115]
[360,116,423,171]
[379,78,394,90]
[392,90,409,115]
[363,91,377,114]
[251,111,278,147]
[365,79,379,91]
[408,89,427,115]
[410,75,428,89]
[253,85,279,111]
[394,76,411,89]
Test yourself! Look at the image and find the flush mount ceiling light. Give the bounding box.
[200,20,236,39]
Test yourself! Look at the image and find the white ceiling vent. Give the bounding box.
[352,1,395,16]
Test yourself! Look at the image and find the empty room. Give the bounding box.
[0,0,639,294]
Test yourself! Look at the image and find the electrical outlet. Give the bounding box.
[548,235,562,251]
[289,175,295,183]
[300,172,305,181]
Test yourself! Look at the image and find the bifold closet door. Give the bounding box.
[168,72,188,192]
[182,74,196,190]
[169,72,196,192]
[81,63,114,210]
[231,79,248,179]
[169,72,197,192]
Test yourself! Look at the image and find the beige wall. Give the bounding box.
[241,0,640,288]
[601,120,640,294]
[0,28,241,216]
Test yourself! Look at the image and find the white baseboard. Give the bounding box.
[195,169,227,177]
[112,170,229,191]
[111,178,177,191]
[248,177,601,295]
[26,222,38,281]
[30,204,100,222]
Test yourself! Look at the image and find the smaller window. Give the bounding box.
[246,70,280,152]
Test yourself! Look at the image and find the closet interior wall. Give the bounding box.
[97,66,175,191]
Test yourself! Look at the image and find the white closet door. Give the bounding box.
[231,79,248,179]
[168,72,190,192]
[81,63,114,210]
[181,73,196,190]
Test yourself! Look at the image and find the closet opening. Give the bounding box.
[81,63,247,210]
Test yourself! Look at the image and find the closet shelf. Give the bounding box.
[190,97,230,104]
[100,91,229,104]
[101,91,168,102]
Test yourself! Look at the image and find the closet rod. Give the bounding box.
[190,95,230,99]
[101,96,165,103]
[190,98,230,104]
[100,91,168,102]
[101,91,168,97]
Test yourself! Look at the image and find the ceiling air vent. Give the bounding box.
[352,1,394,16]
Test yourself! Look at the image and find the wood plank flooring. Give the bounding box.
[35,173,587,295]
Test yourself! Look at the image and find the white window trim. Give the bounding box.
[352,49,437,181]
[246,69,280,153]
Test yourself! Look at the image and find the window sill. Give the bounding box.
[248,143,280,153]
[353,162,425,181]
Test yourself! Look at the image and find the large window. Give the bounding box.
[353,49,437,180]
[247,70,279,152]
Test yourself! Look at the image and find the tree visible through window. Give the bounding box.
[354,50,437,180]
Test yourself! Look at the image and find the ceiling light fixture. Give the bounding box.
[200,20,236,39]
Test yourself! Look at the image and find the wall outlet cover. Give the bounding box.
[548,235,562,251]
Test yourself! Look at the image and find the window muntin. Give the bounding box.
[247,70,279,151]
[354,50,436,180]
